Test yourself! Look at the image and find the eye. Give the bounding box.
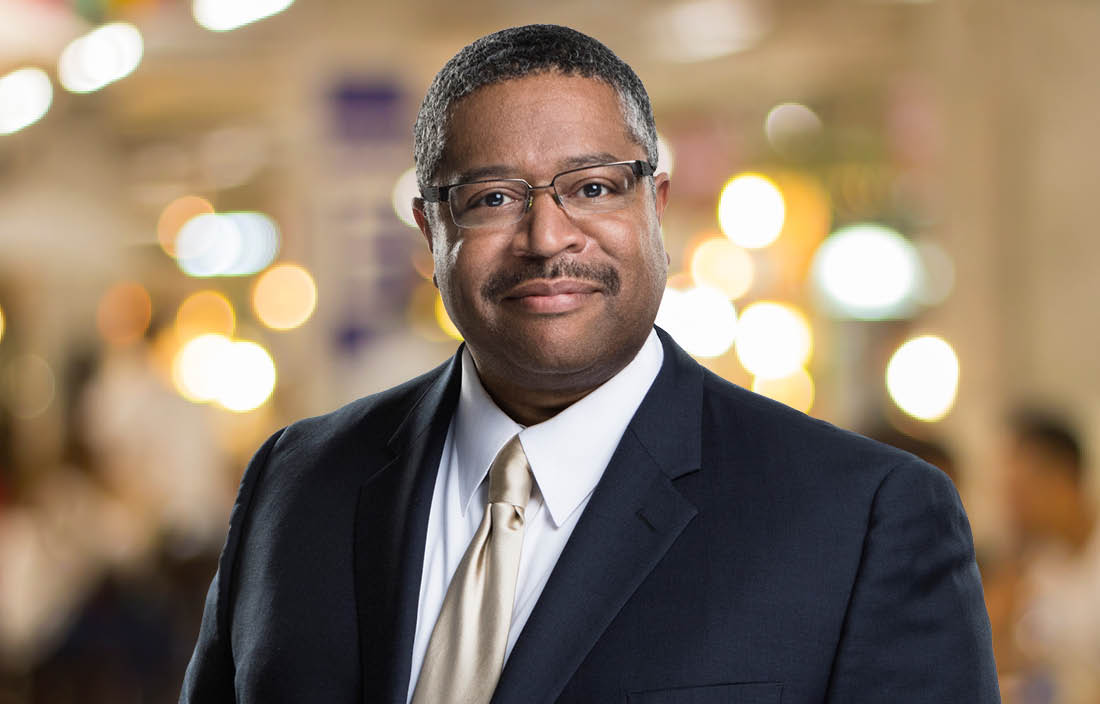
[479,191,513,208]
[581,182,607,198]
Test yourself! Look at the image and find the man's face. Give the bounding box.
[414,73,670,396]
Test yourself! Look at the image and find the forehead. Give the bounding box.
[440,73,640,181]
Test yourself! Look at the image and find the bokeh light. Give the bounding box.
[0,68,53,135]
[392,166,420,229]
[655,285,738,358]
[96,281,152,347]
[173,333,232,403]
[689,236,755,300]
[657,133,675,175]
[886,335,959,422]
[3,354,56,419]
[434,293,463,341]
[810,223,921,319]
[252,263,318,331]
[175,211,280,277]
[735,301,813,379]
[752,368,815,413]
[717,173,786,249]
[175,290,236,340]
[193,0,296,31]
[649,0,772,62]
[171,334,276,412]
[0,305,5,344]
[58,22,143,94]
[158,195,215,257]
[217,340,277,412]
[764,103,823,157]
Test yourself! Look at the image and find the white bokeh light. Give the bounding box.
[0,68,53,135]
[717,173,786,249]
[217,340,276,412]
[735,301,812,379]
[811,223,922,319]
[193,0,296,31]
[58,22,143,94]
[655,286,738,358]
[886,335,959,422]
[175,212,280,277]
[392,167,420,228]
[764,102,823,156]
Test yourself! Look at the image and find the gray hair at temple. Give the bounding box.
[413,24,659,190]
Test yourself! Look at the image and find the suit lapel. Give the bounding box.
[492,329,704,704]
[355,353,462,704]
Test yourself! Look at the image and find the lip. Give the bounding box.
[501,279,603,314]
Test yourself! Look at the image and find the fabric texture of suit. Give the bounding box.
[180,328,1000,703]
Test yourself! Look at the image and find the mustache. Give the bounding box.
[481,260,622,300]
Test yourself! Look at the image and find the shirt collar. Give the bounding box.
[451,329,664,526]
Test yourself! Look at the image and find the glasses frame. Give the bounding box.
[420,159,656,228]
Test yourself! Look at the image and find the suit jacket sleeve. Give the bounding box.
[825,459,1000,702]
[179,428,285,704]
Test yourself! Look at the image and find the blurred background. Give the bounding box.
[1,0,1098,702]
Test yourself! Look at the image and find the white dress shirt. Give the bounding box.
[406,329,664,702]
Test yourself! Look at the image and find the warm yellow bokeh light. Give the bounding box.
[0,305,5,344]
[752,368,815,413]
[689,236,755,300]
[735,301,813,380]
[96,281,152,347]
[171,334,276,412]
[173,333,232,403]
[717,173,786,249]
[434,294,463,341]
[158,195,215,257]
[886,335,959,422]
[176,290,236,340]
[252,263,318,331]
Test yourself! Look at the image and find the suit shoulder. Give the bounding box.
[698,368,938,487]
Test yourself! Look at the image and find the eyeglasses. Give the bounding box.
[420,160,655,229]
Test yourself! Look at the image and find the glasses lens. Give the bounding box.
[554,163,640,216]
[448,180,529,228]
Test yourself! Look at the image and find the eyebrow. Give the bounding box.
[450,152,628,185]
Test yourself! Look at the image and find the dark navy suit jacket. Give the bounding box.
[181,328,1000,703]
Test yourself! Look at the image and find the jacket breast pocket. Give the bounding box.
[627,682,783,704]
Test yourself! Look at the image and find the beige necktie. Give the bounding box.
[411,435,533,704]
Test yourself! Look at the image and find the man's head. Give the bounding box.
[411,25,670,421]
[1005,409,1088,541]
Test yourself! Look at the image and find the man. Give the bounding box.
[181,25,999,703]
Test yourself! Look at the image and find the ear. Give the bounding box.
[412,197,434,254]
[652,172,671,224]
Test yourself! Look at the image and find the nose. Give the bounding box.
[514,185,586,258]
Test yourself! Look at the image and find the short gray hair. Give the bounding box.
[413,24,658,190]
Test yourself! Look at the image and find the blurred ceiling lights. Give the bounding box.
[886,335,959,422]
[174,211,281,277]
[192,0,296,32]
[58,22,143,94]
[0,68,53,135]
[810,223,921,320]
[718,173,786,249]
[734,301,812,380]
[656,285,739,358]
[648,0,772,62]
[764,102,823,158]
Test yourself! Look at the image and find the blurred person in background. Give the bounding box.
[0,330,231,703]
[993,410,1099,704]
[181,24,998,704]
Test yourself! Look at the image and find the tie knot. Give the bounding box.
[488,435,532,507]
